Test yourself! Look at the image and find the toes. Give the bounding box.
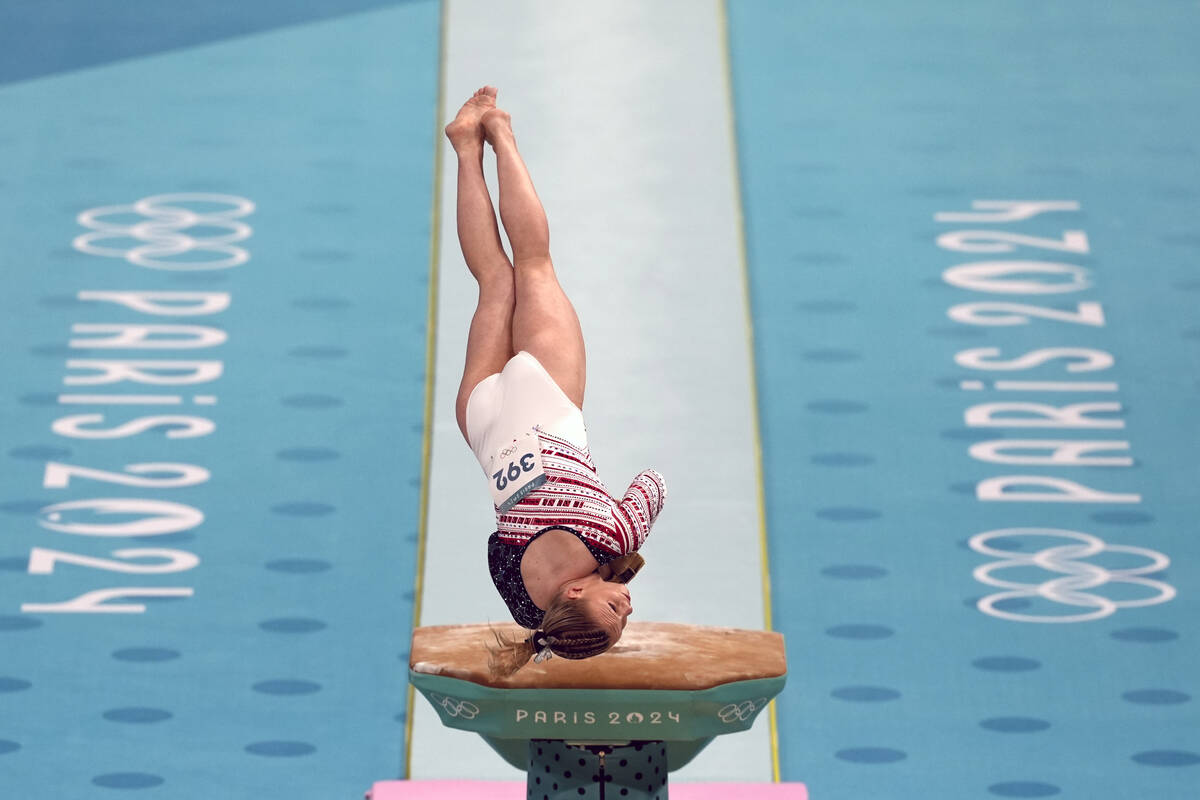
[465,86,497,107]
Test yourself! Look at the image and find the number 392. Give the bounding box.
[493,453,537,491]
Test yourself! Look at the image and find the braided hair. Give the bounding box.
[487,593,613,678]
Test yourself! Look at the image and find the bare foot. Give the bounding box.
[445,86,497,149]
[481,107,513,147]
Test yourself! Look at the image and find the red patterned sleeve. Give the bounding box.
[613,469,667,553]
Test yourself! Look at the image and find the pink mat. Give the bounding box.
[367,780,807,799]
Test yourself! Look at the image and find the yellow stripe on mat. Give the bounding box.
[718,0,781,783]
[404,0,449,779]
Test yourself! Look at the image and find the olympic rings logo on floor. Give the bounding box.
[717,698,768,724]
[73,193,255,270]
[969,527,1175,623]
[426,691,481,720]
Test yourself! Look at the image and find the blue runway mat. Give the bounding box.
[0,4,438,797]
[728,1,1199,797]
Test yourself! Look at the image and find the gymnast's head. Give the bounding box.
[489,573,633,677]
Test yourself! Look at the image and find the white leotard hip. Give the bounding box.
[465,351,588,472]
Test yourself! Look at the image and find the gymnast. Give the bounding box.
[445,87,667,676]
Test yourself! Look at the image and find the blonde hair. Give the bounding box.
[487,595,613,678]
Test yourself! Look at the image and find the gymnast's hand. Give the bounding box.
[601,553,645,584]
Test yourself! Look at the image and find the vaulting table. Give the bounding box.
[406,621,787,799]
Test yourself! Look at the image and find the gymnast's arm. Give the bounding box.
[613,469,667,552]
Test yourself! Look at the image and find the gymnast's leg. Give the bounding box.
[447,87,516,440]
[483,106,586,409]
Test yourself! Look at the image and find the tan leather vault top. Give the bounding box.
[410,621,786,690]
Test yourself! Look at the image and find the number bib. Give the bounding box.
[488,429,548,513]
